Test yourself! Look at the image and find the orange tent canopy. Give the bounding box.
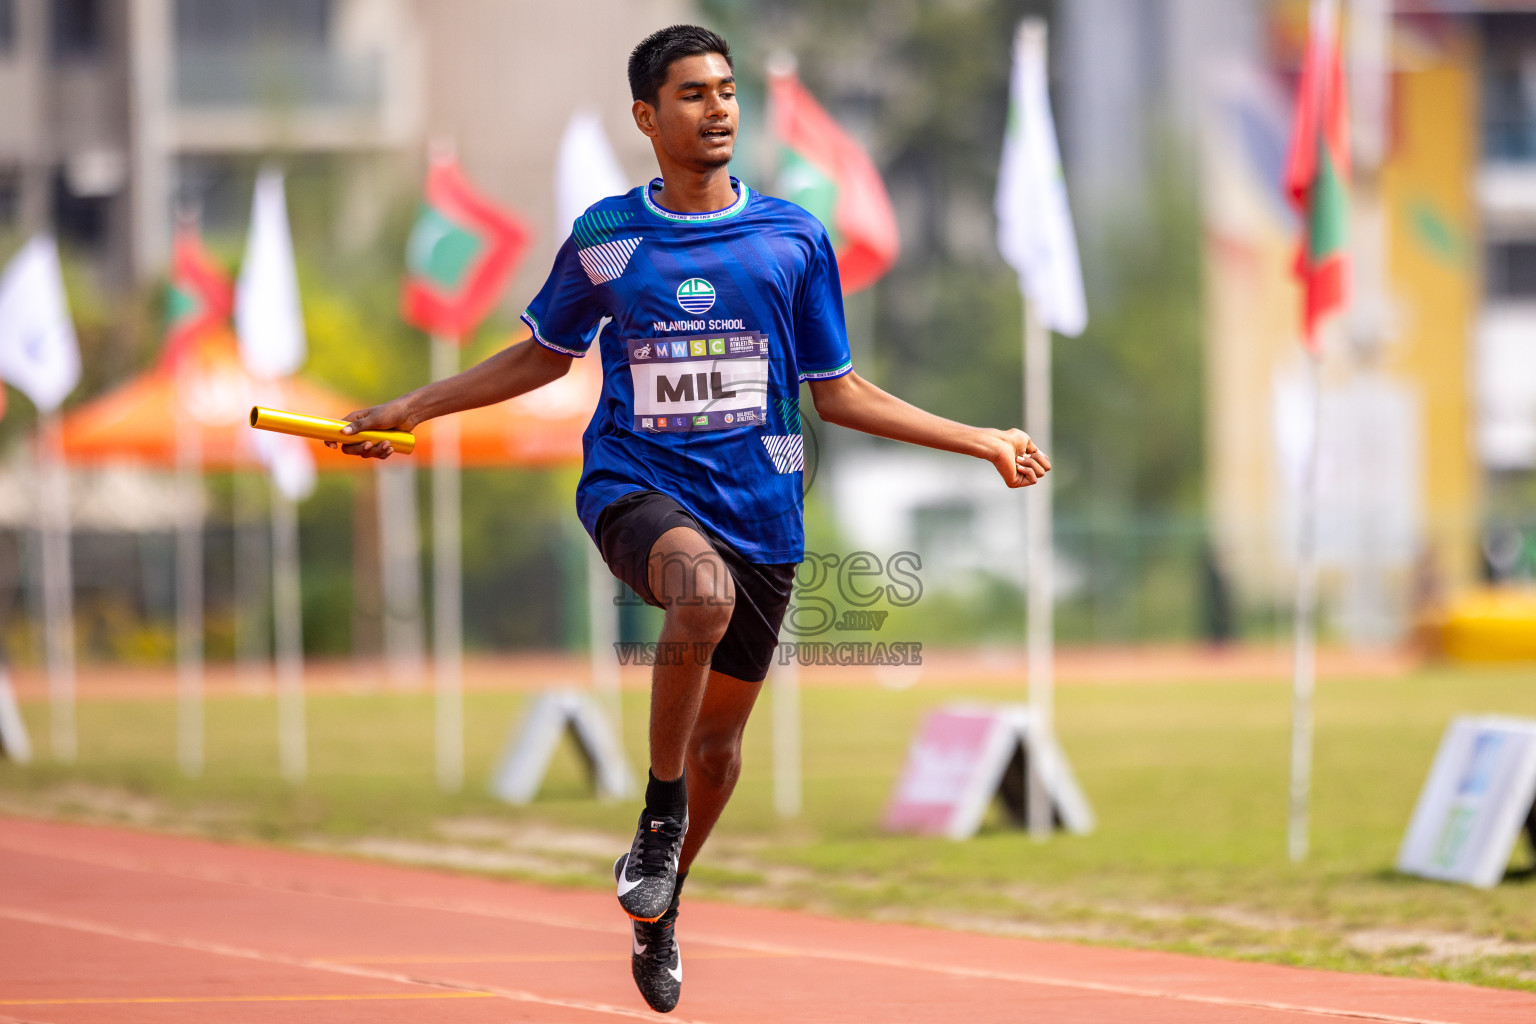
[59,331,367,470]
[411,324,600,467]
[61,324,600,470]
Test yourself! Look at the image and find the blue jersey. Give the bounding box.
[521,177,852,564]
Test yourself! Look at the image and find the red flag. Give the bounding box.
[401,154,531,339]
[768,65,900,293]
[161,223,233,369]
[1284,0,1351,352]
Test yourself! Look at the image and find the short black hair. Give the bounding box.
[628,24,733,106]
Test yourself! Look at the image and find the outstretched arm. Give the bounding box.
[328,337,573,459]
[807,370,1050,488]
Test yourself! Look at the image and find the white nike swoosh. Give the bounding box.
[632,934,647,955]
[667,958,682,983]
[617,869,645,898]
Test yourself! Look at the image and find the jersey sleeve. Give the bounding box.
[520,234,606,357]
[792,230,854,381]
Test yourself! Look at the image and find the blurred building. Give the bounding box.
[1060,0,1265,238]
[0,0,688,295]
[1201,2,1536,642]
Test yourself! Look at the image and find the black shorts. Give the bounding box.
[594,490,795,683]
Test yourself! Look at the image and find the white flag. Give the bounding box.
[0,236,81,413]
[236,168,307,380]
[556,110,631,240]
[995,21,1087,337]
[252,429,316,502]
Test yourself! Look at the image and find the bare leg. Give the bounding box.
[678,669,762,873]
[646,526,734,781]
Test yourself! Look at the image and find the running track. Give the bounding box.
[0,818,1532,1024]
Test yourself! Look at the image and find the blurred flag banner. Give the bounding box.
[236,169,308,382]
[402,153,531,338]
[557,111,631,239]
[235,168,314,499]
[768,61,899,294]
[1285,0,1351,350]
[994,21,1086,338]
[162,222,233,369]
[0,235,81,413]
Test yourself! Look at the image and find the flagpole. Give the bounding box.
[1024,301,1054,840]
[272,485,306,783]
[773,654,802,818]
[1346,0,1391,644]
[378,461,426,690]
[174,373,204,777]
[431,334,464,792]
[762,55,805,822]
[234,469,272,692]
[1289,351,1324,862]
[36,413,76,762]
[587,542,624,767]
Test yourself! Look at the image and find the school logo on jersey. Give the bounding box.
[676,278,716,315]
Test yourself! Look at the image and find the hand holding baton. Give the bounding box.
[249,406,416,455]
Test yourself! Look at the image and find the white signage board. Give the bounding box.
[490,689,633,804]
[1397,715,1536,888]
[884,705,1093,839]
[0,668,31,764]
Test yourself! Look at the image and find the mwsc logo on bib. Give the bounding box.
[676,278,716,315]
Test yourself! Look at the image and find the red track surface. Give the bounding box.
[1,817,1532,1024]
[5,645,1418,702]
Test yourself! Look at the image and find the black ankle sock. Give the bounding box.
[645,769,688,822]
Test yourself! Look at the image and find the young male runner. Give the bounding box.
[332,24,1049,1014]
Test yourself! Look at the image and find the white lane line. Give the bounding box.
[0,993,494,1006]
[0,905,717,1024]
[0,834,1514,1024]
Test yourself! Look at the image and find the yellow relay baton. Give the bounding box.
[249,406,416,455]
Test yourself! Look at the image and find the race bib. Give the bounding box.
[627,332,769,432]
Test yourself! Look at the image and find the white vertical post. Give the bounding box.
[586,543,623,763]
[431,335,464,792]
[773,654,801,819]
[1348,0,1389,350]
[126,0,172,280]
[1345,0,1393,645]
[1024,303,1054,839]
[271,488,306,783]
[233,470,271,692]
[1289,353,1324,862]
[174,385,204,778]
[377,461,426,689]
[37,414,76,762]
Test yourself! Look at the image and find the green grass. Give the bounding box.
[3,665,1536,990]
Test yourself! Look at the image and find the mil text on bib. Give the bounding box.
[627,332,769,432]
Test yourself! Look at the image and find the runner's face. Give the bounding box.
[645,53,737,170]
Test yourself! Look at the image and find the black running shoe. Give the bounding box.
[629,894,682,1013]
[613,810,687,922]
